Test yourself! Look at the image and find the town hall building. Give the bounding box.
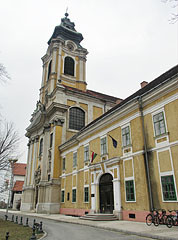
[21,13,178,222]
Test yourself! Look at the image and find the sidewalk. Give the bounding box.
[1,209,177,240]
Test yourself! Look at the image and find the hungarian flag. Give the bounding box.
[109,135,118,148]
[91,152,97,163]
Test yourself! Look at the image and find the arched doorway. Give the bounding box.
[99,173,114,214]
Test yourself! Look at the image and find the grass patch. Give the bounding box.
[0,218,44,240]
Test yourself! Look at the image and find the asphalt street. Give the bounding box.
[0,212,154,240]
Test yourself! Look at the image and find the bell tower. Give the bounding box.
[40,12,88,105]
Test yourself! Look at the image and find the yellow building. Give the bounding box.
[21,13,178,222]
[21,13,120,214]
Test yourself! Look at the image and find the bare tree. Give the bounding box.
[0,62,10,84]
[0,121,19,171]
[162,0,178,23]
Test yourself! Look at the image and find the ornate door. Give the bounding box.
[99,173,114,214]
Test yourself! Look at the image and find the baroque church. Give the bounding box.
[21,13,178,222]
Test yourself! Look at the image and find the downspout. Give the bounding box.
[138,96,154,211]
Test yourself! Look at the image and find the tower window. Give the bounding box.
[47,60,52,81]
[64,57,74,76]
[69,107,85,130]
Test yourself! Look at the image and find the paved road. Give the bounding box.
[0,211,155,240]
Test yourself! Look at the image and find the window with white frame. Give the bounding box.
[84,186,89,202]
[69,107,85,131]
[73,152,77,167]
[101,137,107,155]
[125,180,135,201]
[161,175,177,201]
[64,56,74,76]
[122,126,131,147]
[72,188,76,202]
[153,112,166,136]
[61,190,65,203]
[84,145,89,162]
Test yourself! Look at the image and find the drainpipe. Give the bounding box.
[138,96,154,211]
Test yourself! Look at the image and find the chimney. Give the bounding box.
[116,98,122,105]
[140,81,148,88]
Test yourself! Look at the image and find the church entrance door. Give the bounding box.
[99,173,114,214]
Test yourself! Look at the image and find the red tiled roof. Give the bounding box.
[12,181,24,191]
[13,163,26,176]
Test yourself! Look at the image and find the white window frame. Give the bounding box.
[72,187,77,203]
[84,185,89,203]
[73,151,77,167]
[121,124,131,148]
[84,145,89,162]
[61,189,65,203]
[100,136,107,156]
[152,109,168,137]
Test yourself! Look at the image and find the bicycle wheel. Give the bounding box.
[146,214,153,226]
[166,216,173,228]
[154,216,160,226]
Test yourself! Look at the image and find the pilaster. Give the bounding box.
[41,124,51,181]
[27,139,34,186]
[31,136,39,186]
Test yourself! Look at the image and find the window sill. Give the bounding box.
[154,132,169,140]
[122,144,132,150]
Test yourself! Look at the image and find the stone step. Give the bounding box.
[80,214,119,221]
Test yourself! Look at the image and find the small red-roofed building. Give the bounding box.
[11,163,26,210]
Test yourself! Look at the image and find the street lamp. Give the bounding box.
[5,159,18,219]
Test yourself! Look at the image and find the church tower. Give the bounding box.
[21,13,119,214]
[40,12,88,104]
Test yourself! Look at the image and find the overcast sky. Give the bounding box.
[0,0,177,163]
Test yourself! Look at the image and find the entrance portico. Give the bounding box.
[90,159,122,218]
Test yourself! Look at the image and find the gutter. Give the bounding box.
[138,96,154,211]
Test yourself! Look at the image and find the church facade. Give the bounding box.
[21,13,178,222]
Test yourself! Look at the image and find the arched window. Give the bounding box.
[47,60,52,81]
[64,57,74,76]
[69,107,85,130]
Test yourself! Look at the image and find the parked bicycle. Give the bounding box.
[166,210,178,228]
[146,209,159,226]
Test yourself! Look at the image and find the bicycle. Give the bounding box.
[166,210,178,228]
[146,209,159,226]
[157,209,167,225]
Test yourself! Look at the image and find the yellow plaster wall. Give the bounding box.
[77,146,84,169]
[79,103,88,112]
[171,146,178,199]
[165,100,178,142]
[93,106,103,120]
[60,51,64,75]
[76,81,86,91]
[131,117,144,152]
[158,150,172,173]
[108,128,122,159]
[67,100,76,106]
[66,131,76,140]
[89,137,100,163]
[75,56,79,81]
[53,126,62,178]
[133,155,149,210]
[65,152,73,174]
[124,159,133,178]
[84,171,89,185]
[73,175,77,187]
[143,113,155,149]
